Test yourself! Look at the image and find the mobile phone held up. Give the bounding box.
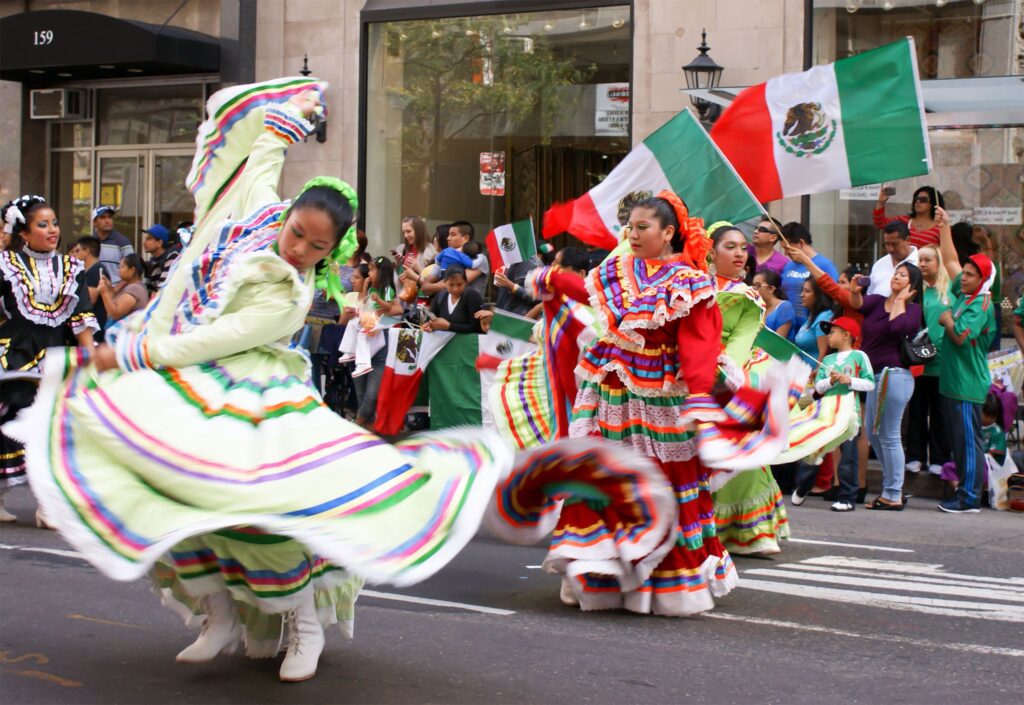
[855,275,871,289]
[882,186,896,196]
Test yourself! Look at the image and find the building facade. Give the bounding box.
[2,0,1021,310]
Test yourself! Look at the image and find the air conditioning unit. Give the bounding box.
[30,88,88,120]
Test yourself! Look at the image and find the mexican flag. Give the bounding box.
[541,108,761,250]
[373,328,453,436]
[486,219,536,270]
[476,309,537,370]
[710,38,931,203]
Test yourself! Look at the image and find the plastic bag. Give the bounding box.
[987,452,1017,510]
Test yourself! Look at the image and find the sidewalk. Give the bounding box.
[865,459,949,500]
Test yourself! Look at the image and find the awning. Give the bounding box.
[0,10,220,84]
[682,76,1024,128]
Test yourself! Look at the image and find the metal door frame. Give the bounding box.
[94,146,193,251]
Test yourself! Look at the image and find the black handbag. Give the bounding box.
[900,327,937,367]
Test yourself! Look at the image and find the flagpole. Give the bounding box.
[682,108,797,246]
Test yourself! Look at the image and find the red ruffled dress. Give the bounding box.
[490,253,738,617]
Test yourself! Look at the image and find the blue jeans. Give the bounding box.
[863,368,914,502]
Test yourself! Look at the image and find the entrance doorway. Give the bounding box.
[96,148,193,251]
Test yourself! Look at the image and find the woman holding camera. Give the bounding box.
[849,262,924,509]
[874,185,943,248]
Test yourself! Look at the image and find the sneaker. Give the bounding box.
[831,501,855,512]
[928,464,943,476]
[791,489,807,506]
[905,461,922,474]
[937,498,980,514]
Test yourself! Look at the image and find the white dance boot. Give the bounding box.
[279,598,325,682]
[0,493,16,523]
[175,590,243,663]
[559,576,580,606]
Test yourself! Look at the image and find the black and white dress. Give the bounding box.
[0,247,96,489]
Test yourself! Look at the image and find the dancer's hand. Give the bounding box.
[92,344,118,373]
[289,90,322,120]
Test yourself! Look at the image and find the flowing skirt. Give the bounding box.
[10,347,509,655]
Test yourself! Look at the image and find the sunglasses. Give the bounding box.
[754,226,775,234]
[914,196,931,204]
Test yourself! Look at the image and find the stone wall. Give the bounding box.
[258,0,363,199]
[632,0,807,224]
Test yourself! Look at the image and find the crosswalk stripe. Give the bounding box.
[799,556,1024,586]
[743,568,1024,604]
[764,563,1024,596]
[739,554,1024,624]
[739,578,1024,623]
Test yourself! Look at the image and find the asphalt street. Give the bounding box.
[1,487,1022,705]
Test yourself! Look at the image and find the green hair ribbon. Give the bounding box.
[705,220,734,239]
[286,176,360,309]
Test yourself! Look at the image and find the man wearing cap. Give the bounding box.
[141,224,181,296]
[935,207,997,513]
[91,206,134,284]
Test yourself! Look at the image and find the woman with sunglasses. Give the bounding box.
[748,216,790,276]
[874,185,944,249]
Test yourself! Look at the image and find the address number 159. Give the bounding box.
[34,30,54,45]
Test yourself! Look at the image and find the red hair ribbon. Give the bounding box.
[656,190,709,272]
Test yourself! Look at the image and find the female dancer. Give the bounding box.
[707,223,789,556]
[490,193,807,616]
[0,195,97,523]
[10,80,508,682]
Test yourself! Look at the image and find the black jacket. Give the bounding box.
[429,288,484,334]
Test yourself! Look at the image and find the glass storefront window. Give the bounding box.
[364,6,631,256]
[97,85,202,146]
[51,122,93,149]
[50,150,93,246]
[813,0,1018,78]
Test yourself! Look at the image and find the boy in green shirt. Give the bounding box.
[936,207,997,513]
[791,316,875,512]
[981,394,1007,467]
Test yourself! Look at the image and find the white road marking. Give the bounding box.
[743,568,1024,603]
[740,579,1024,622]
[0,543,83,560]
[787,538,914,553]
[763,562,1024,595]
[525,565,543,569]
[800,556,1024,585]
[706,612,1024,658]
[360,590,515,616]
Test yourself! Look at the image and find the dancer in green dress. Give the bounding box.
[707,222,790,556]
[10,79,509,682]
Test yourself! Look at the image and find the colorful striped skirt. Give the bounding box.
[11,347,509,656]
[490,375,736,617]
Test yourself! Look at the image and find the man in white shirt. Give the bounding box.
[868,220,918,296]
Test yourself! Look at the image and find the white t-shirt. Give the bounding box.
[468,253,490,296]
[868,246,918,297]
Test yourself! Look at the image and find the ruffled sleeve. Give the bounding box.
[113,270,307,370]
[677,296,725,424]
[528,266,589,306]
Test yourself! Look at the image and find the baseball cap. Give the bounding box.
[92,206,116,220]
[143,224,170,242]
[821,316,861,341]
